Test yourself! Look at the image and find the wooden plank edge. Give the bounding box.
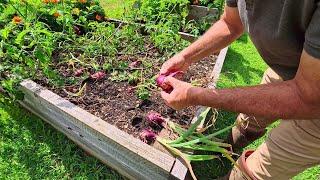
[208,46,229,88]
[19,80,185,180]
[178,32,198,42]
[191,46,229,126]
[18,99,134,179]
[170,158,190,180]
[187,5,219,22]
[189,5,219,11]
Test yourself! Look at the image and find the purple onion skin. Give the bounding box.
[156,75,166,86]
[90,71,106,80]
[129,61,140,68]
[146,112,165,126]
[156,71,183,93]
[74,68,84,77]
[140,129,157,144]
[156,75,172,93]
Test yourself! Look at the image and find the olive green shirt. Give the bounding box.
[226,0,320,80]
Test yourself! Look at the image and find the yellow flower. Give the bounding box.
[72,8,80,16]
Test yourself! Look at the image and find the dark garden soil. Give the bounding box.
[36,45,217,142]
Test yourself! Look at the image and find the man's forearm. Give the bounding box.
[191,80,320,120]
[181,18,243,64]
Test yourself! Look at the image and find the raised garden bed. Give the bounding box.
[180,5,220,42]
[109,4,220,42]
[1,1,228,179]
[187,5,219,23]
[18,46,228,179]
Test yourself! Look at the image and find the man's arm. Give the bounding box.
[160,6,243,74]
[161,50,320,120]
[180,6,244,63]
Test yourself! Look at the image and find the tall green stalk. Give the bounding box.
[169,107,211,144]
[170,123,235,147]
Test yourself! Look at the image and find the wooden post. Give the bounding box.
[191,46,229,127]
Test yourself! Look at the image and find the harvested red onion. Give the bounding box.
[127,86,136,93]
[156,71,184,93]
[140,129,157,144]
[74,68,84,77]
[129,61,141,68]
[146,112,165,126]
[90,71,106,80]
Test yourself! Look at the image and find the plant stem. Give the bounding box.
[169,107,211,144]
[157,138,198,180]
[170,123,236,147]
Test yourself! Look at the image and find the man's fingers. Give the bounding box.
[161,91,170,102]
[163,76,180,87]
[160,67,169,75]
[160,67,175,76]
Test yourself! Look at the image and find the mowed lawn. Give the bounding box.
[0,95,123,179]
[100,0,136,19]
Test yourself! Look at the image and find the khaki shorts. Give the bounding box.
[229,68,320,180]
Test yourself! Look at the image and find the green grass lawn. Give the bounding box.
[100,0,135,19]
[0,96,122,179]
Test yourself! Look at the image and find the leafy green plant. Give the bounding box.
[0,0,192,102]
[133,0,189,31]
[0,0,108,96]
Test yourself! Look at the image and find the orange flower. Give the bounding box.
[50,0,60,3]
[95,14,102,21]
[53,11,61,18]
[12,16,22,24]
[79,0,87,3]
[43,0,49,3]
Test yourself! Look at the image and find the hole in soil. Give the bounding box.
[138,99,152,109]
[165,108,176,115]
[126,107,136,111]
[70,100,78,105]
[131,116,143,128]
[180,115,191,125]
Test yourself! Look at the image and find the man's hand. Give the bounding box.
[160,77,199,110]
[167,50,320,120]
[160,5,243,75]
[160,54,191,75]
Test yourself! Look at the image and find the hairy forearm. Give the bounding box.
[181,19,243,64]
[191,80,320,120]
